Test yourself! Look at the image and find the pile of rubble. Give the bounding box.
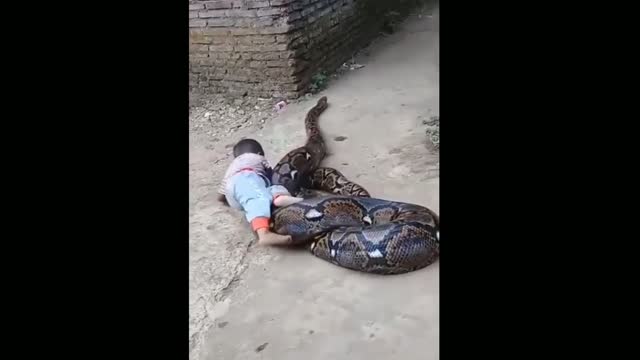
[189,95,280,141]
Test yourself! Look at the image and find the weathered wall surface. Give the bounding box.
[189,0,423,98]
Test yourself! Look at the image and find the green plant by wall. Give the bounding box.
[309,71,329,93]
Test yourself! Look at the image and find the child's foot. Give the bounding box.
[273,195,304,207]
[257,229,292,246]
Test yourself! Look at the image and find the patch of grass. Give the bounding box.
[424,115,439,150]
[309,71,329,93]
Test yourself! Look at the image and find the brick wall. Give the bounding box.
[189,0,423,98]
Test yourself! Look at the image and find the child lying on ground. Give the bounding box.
[216,138,302,245]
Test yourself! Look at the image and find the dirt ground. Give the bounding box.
[189,4,439,360]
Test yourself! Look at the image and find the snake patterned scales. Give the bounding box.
[270,96,440,274]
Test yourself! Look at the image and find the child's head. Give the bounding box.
[233,138,265,157]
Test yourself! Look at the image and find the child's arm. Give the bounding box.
[262,159,274,180]
[217,181,229,206]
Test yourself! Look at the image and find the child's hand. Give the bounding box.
[264,166,274,180]
[216,194,229,206]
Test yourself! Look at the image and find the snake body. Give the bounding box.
[271,97,439,274]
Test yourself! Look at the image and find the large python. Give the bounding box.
[270,96,439,274]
